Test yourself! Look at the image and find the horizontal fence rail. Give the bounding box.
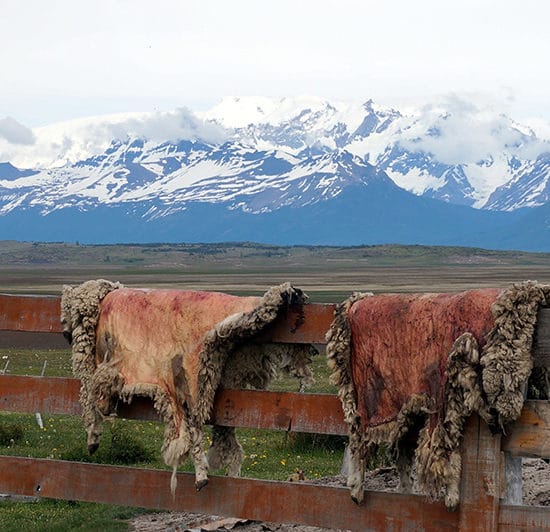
[0,455,459,531]
[1,292,550,531]
[1,374,549,456]
[1,293,548,354]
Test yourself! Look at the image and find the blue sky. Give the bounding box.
[1,0,549,126]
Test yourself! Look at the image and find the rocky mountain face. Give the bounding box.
[0,96,548,250]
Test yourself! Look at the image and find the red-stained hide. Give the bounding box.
[349,289,500,429]
[62,279,313,493]
[96,288,261,409]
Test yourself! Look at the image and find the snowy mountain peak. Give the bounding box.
[1,94,550,218]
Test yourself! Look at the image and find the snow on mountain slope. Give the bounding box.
[1,94,550,215]
[485,153,550,210]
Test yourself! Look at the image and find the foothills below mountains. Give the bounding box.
[0,96,549,250]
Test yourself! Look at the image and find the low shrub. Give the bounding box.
[108,422,155,465]
[0,422,24,446]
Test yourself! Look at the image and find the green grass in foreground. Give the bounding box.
[0,349,345,530]
[0,499,148,532]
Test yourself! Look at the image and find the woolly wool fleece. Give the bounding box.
[61,280,314,492]
[326,281,549,509]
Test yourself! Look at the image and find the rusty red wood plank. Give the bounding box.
[498,504,550,530]
[0,294,62,333]
[0,376,81,416]
[212,389,346,434]
[458,416,501,531]
[502,401,550,459]
[4,375,550,451]
[0,294,334,343]
[260,303,335,344]
[0,455,458,531]
[0,375,347,434]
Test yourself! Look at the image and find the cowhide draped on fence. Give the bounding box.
[61,280,315,493]
[327,281,550,509]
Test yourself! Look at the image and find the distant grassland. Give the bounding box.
[1,240,550,299]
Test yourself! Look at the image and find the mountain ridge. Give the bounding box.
[1,95,549,250]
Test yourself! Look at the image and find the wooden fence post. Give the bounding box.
[458,416,502,531]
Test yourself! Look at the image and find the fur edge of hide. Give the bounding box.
[61,279,122,448]
[194,282,310,426]
[415,332,486,509]
[481,280,550,429]
[325,292,371,503]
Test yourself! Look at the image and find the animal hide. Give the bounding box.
[326,281,549,509]
[61,280,314,492]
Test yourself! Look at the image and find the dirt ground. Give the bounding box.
[128,459,550,531]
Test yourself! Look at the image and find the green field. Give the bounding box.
[1,240,550,299]
[1,241,550,530]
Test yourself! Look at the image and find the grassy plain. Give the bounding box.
[1,240,550,299]
[1,241,550,530]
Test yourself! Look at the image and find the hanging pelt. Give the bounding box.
[61,280,315,493]
[326,281,549,509]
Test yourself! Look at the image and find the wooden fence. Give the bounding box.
[0,293,549,531]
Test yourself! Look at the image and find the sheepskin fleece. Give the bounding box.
[327,281,549,509]
[61,280,313,480]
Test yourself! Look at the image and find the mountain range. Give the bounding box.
[0,95,549,250]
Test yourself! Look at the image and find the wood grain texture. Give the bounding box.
[458,416,502,531]
[498,504,550,531]
[502,401,550,458]
[502,453,522,505]
[0,455,457,531]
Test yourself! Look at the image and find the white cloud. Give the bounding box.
[0,117,36,145]
[398,94,550,165]
[91,107,230,145]
[0,108,231,168]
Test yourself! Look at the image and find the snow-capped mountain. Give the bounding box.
[484,153,550,210]
[0,95,549,250]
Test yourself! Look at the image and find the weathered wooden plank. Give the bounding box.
[0,294,62,333]
[260,303,335,344]
[502,401,550,458]
[212,388,346,434]
[0,294,333,344]
[499,504,550,531]
[0,375,348,434]
[502,453,523,505]
[3,375,550,453]
[0,376,81,416]
[458,416,502,531]
[0,455,458,531]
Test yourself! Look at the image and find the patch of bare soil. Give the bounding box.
[128,461,550,531]
[522,458,550,506]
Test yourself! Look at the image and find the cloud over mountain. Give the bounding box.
[0,117,35,145]
[398,95,548,166]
